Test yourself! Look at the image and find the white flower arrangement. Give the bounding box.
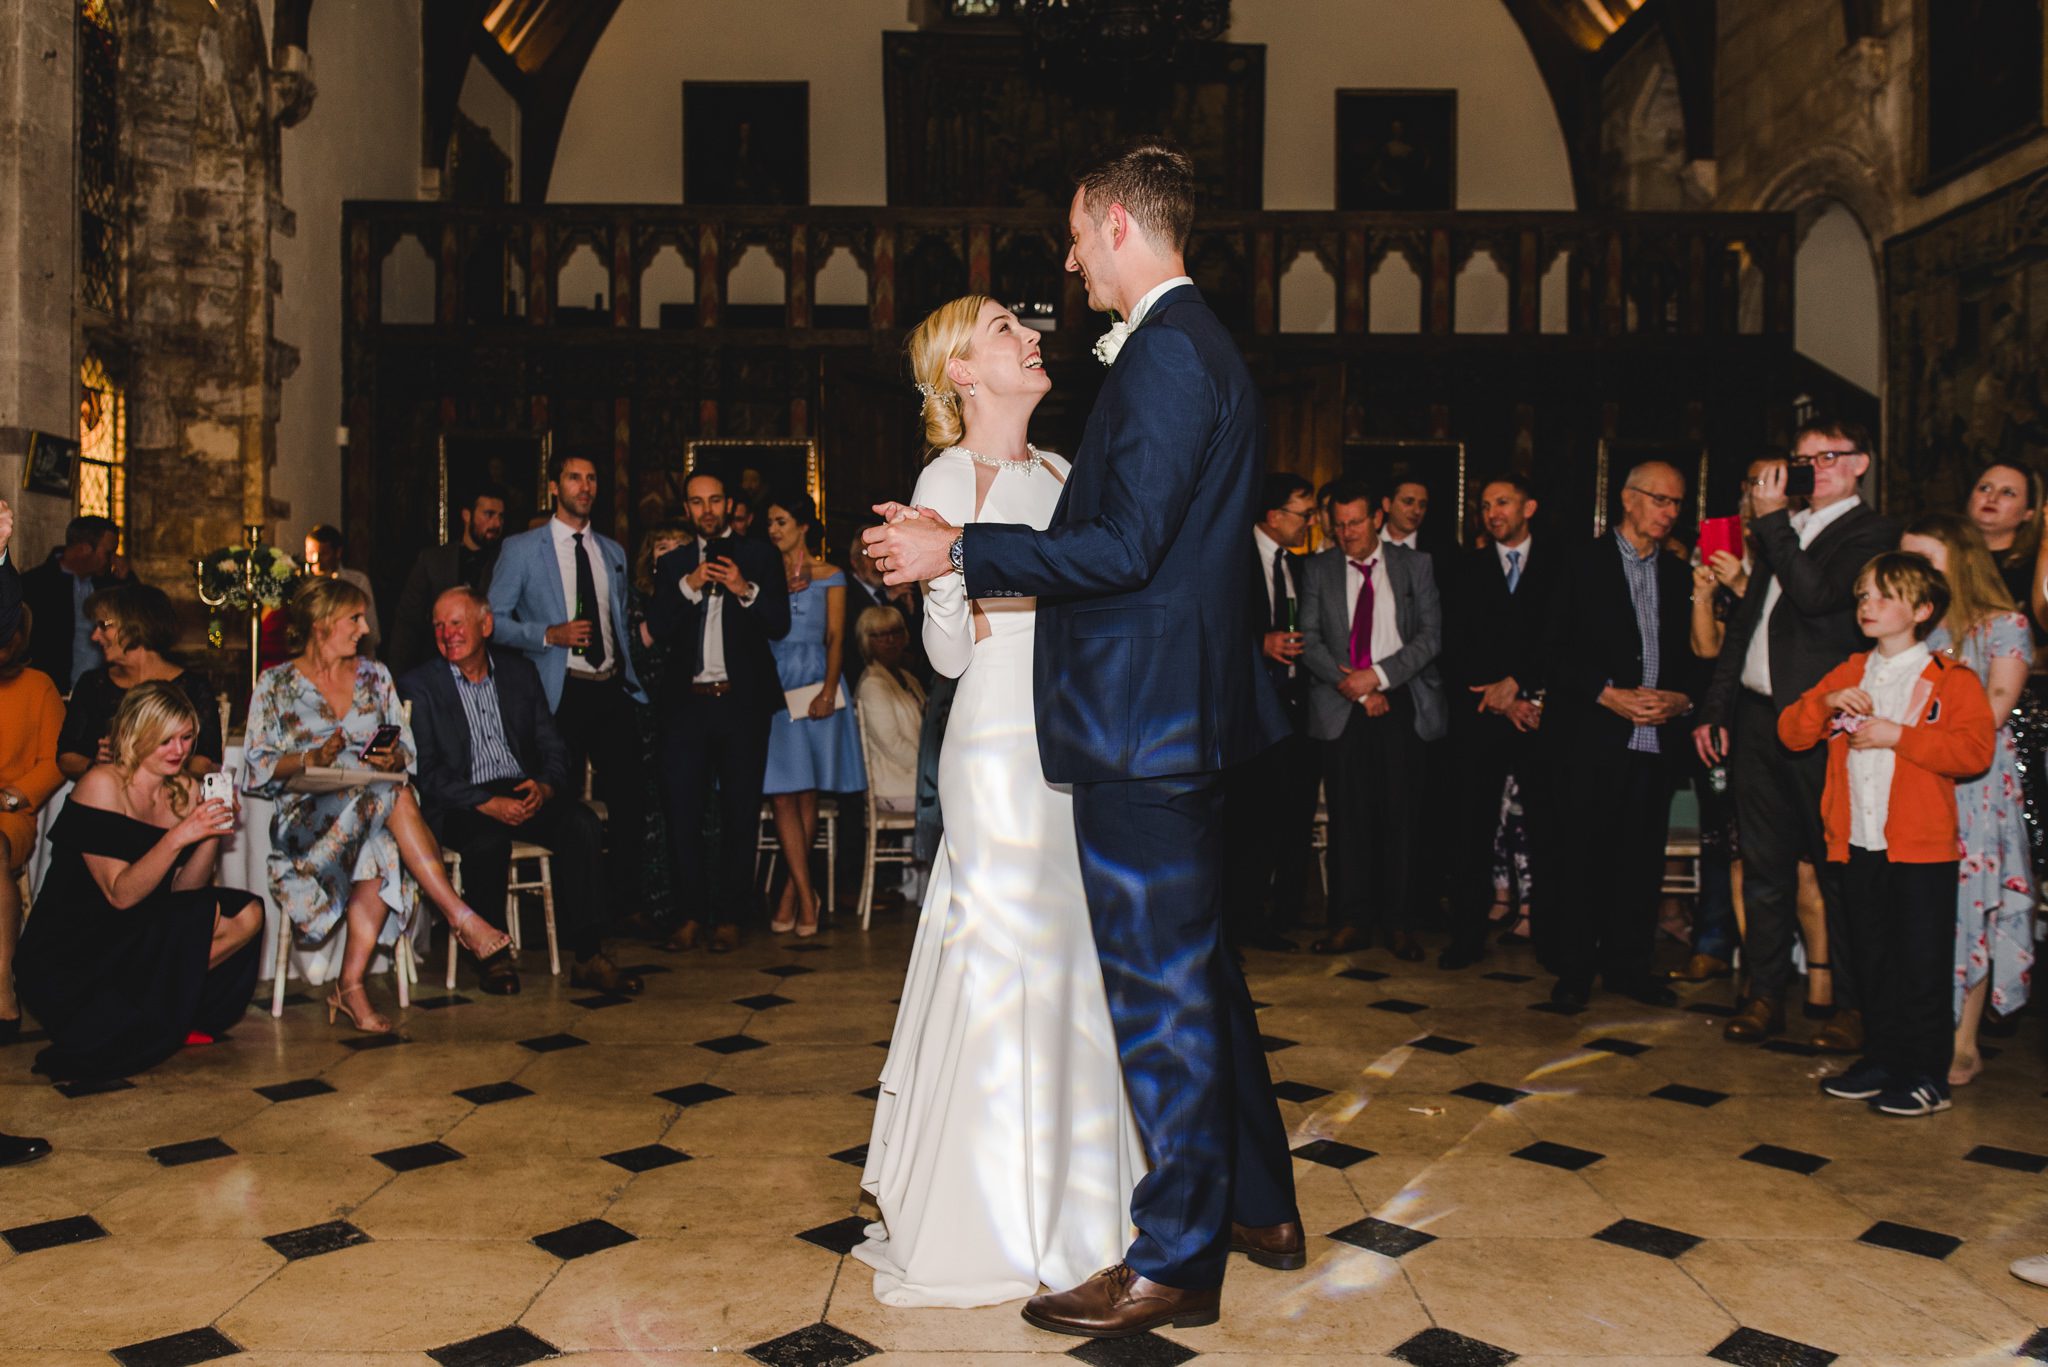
[1093,318,1133,367]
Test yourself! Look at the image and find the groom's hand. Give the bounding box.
[865,508,960,586]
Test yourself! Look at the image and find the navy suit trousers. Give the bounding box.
[1071,772,1298,1288]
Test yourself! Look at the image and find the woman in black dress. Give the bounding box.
[58,583,222,781]
[18,681,262,1081]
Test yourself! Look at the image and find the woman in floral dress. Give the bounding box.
[244,578,510,1032]
[1901,514,2035,1086]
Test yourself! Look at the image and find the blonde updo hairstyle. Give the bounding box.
[907,293,991,451]
[286,575,369,655]
[109,680,201,814]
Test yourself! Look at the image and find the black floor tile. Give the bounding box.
[570,993,634,1010]
[337,1032,409,1051]
[1370,998,1430,1014]
[1526,999,1585,1016]
[746,1322,880,1367]
[1650,1083,1730,1108]
[1391,1325,1518,1367]
[1858,1219,1962,1260]
[734,993,796,1011]
[454,1081,534,1106]
[797,1215,873,1255]
[55,1076,135,1098]
[2018,1326,2048,1363]
[516,1032,589,1053]
[1337,967,1390,982]
[1582,1037,1651,1057]
[1409,1035,1476,1055]
[1272,1080,1333,1104]
[789,942,831,953]
[1965,1144,2048,1173]
[830,1144,870,1167]
[1259,1034,1299,1051]
[411,994,475,1010]
[2,1213,107,1253]
[148,1137,236,1167]
[1512,1140,1603,1171]
[760,964,816,978]
[1067,1331,1201,1367]
[1482,971,1534,983]
[110,1326,243,1367]
[1761,1038,1821,1057]
[1685,1001,1739,1018]
[853,1085,882,1101]
[372,1140,465,1173]
[616,963,671,975]
[696,1033,770,1054]
[254,1077,335,1103]
[1248,998,1272,1009]
[656,1082,735,1107]
[264,1219,372,1260]
[1452,1081,1529,1107]
[427,1324,561,1367]
[1292,1138,1375,1169]
[532,1217,638,1260]
[1329,1215,1435,1258]
[1708,1325,1836,1367]
[602,1143,691,1173]
[1741,1144,1830,1176]
[1593,1217,1701,1259]
[871,1039,893,1049]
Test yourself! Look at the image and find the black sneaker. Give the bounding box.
[1819,1059,1893,1100]
[1870,1079,1952,1117]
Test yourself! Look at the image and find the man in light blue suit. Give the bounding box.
[488,452,648,916]
[864,143,1300,1340]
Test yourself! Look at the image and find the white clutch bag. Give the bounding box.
[784,682,847,721]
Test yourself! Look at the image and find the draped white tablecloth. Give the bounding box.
[26,746,420,989]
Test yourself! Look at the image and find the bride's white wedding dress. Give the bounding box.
[853,445,1146,1308]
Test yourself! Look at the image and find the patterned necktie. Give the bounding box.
[1271,546,1290,631]
[1348,558,1377,670]
[1505,548,1522,594]
[572,531,608,671]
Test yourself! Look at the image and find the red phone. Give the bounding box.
[1698,515,1742,565]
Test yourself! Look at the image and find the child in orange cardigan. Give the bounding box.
[1779,552,1995,1116]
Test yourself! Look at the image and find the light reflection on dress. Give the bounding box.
[853,446,1146,1308]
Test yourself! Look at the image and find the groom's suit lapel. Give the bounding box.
[1058,283,1206,530]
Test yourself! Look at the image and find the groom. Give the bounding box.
[865,143,1302,1337]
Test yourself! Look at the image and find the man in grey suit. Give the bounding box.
[1300,480,1445,959]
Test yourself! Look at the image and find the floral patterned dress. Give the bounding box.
[1929,612,2037,1018]
[243,658,419,949]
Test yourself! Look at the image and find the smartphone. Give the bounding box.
[1784,463,1816,498]
[359,723,402,761]
[1697,515,1742,565]
[201,772,234,807]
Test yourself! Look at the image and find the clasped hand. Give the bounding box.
[1601,686,1690,726]
[863,503,960,586]
[480,778,552,826]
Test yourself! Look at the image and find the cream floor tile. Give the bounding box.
[603,1154,858,1239]
[822,1288,1061,1353]
[219,1239,559,1351]
[219,1353,438,1366]
[1,1237,280,1351]
[0,1146,160,1223]
[223,1089,476,1154]
[1367,1154,1622,1238]
[1810,1155,2048,1234]
[1160,1247,1433,1355]
[348,1152,627,1240]
[321,1040,539,1093]
[706,1042,891,1095]
[663,1092,878,1157]
[1582,1155,1875,1239]
[8,1083,274,1153]
[441,1093,677,1156]
[92,1152,394,1239]
[1509,1092,1759,1158]
[511,1042,718,1094]
[520,1236,840,1351]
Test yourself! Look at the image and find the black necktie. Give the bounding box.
[1270,546,1290,631]
[571,531,608,671]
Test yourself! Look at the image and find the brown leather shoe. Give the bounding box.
[1810,1007,1863,1054]
[1231,1219,1306,1270]
[1021,1264,1220,1339]
[1310,925,1367,955]
[709,924,741,954]
[663,920,700,952]
[1722,996,1783,1043]
[1668,952,1733,983]
[569,954,645,996]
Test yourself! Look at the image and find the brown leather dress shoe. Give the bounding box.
[1231,1219,1306,1270]
[1668,952,1733,982]
[709,924,741,954]
[663,920,700,952]
[1809,1007,1863,1054]
[1021,1264,1220,1339]
[1722,996,1783,1042]
[569,954,645,996]
[1310,925,1366,955]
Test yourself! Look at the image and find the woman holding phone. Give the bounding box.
[17,683,261,1080]
[244,577,510,1033]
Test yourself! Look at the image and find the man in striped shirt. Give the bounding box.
[399,587,642,997]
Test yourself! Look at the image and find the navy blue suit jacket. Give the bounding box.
[397,645,568,828]
[964,283,1288,783]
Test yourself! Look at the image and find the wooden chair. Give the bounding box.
[853,698,917,931]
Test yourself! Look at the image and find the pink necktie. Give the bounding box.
[1348,559,1376,670]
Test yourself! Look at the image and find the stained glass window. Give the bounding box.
[78,350,125,523]
[79,0,118,314]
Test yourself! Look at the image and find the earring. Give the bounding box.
[968,384,977,396]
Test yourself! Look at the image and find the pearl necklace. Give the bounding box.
[955,443,1046,475]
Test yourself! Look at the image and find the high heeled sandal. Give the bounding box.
[792,889,823,938]
[449,907,512,960]
[1802,961,1838,1021]
[327,982,392,1034]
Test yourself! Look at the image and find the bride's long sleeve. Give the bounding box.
[911,456,977,680]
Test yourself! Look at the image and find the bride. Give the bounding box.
[852,295,1146,1308]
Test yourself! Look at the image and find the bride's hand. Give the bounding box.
[871,501,918,524]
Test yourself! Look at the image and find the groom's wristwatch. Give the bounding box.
[948,533,965,575]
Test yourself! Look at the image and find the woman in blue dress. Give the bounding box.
[761,491,866,935]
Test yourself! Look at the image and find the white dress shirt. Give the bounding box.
[677,535,761,684]
[1126,274,1194,328]
[1495,533,1532,580]
[1741,497,1861,696]
[549,515,616,678]
[1846,642,1930,852]
[1384,529,1420,550]
[1255,526,1297,678]
[1344,550,1404,696]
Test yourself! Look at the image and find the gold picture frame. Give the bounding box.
[437,431,551,542]
[683,438,823,528]
[1338,438,1468,550]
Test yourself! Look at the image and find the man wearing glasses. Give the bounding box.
[1694,419,1899,1049]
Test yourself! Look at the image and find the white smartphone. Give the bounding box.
[201,772,234,807]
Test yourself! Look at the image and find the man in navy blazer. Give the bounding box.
[397,587,640,996]
[865,143,1299,1338]
[487,453,650,917]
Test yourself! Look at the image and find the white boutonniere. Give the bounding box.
[1093,318,1132,367]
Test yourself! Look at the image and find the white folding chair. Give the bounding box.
[853,699,917,931]
[507,840,562,975]
[273,916,414,1017]
[756,800,838,915]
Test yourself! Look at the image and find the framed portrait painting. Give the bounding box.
[684,438,822,528]
[1593,440,1708,541]
[1337,90,1457,212]
[437,431,550,541]
[23,430,79,499]
[684,81,809,206]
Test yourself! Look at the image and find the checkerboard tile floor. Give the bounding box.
[4,913,2046,1364]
